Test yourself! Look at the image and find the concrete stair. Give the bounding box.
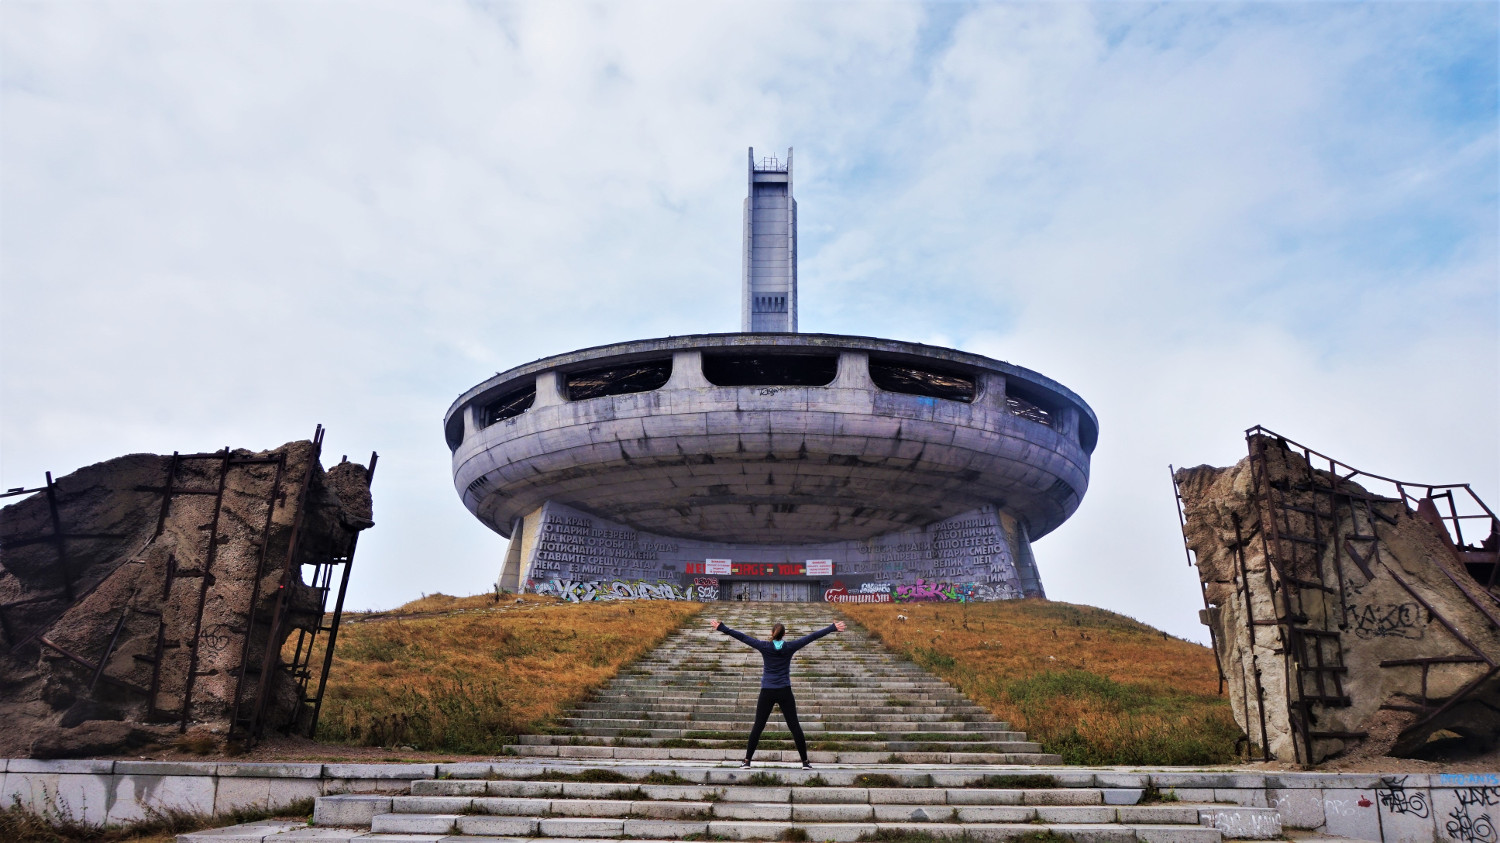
[292,764,1282,842]
[180,606,1285,842]
[514,603,1062,765]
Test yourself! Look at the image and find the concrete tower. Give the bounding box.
[742,147,797,332]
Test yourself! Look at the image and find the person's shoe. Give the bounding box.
[739,760,752,768]
[801,761,813,770]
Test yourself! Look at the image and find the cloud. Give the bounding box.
[2,1,1494,643]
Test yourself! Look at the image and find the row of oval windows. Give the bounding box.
[469,353,1062,432]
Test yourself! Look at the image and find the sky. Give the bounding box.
[1,1,1495,644]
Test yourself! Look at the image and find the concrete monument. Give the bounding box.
[445,148,1097,603]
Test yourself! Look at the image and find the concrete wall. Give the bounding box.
[506,500,1042,601]
[0,759,435,826]
[6,757,1493,843]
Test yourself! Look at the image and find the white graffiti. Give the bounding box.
[1201,809,1281,839]
[857,582,893,594]
[693,577,720,603]
[1322,795,1375,818]
[528,578,698,603]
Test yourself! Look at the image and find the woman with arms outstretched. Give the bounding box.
[708,617,846,768]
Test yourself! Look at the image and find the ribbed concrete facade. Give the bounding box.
[445,333,1096,603]
[742,148,796,333]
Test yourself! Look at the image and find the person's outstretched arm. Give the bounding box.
[785,621,846,652]
[708,618,761,649]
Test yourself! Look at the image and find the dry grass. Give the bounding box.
[838,600,1239,765]
[311,593,702,753]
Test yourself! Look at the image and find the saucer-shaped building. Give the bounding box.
[445,150,1097,603]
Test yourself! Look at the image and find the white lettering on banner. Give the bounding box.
[805,559,833,576]
[706,559,731,575]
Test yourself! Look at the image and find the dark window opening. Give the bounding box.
[753,295,788,313]
[445,414,465,452]
[1006,390,1054,427]
[1079,418,1098,454]
[869,358,975,403]
[483,385,536,427]
[703,353,838,387]
[565,359,672,401]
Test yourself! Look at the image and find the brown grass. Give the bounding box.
[310,593,702,753]
[838,599,1239,765]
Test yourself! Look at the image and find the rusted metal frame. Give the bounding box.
[1421,553,1500,643]
[1394,664,1500,742]
[305,450,373,739]
[154,453,180,537]
[1342,539,1377,580]
[0,532,127,551]
[1248,436,1309,765]
[1327,488,1351,628]
[1308,729,1366,739]
[1437,489,1466,546]
[1231,511,1272,762]
[246,426,324,742]
[1490,529,1500,590]
[1382,656,1486,666]
[43,472,74,601]
[0,485,47,498]
[308,537,357,738]
[89,603,133,693]
[144,553,178,722]
[1309,630,1329,702]
[0,593,70,609]
[227,454,287,743]
[1169,466,1226,693]
[1381,564,1492,667]
[179,447,233,733]
[39,637,150,695]
[288,543,335,699]
[1247,439,1294,761]
[9,554,141,652]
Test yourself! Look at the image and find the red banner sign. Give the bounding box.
[685,561,819,577]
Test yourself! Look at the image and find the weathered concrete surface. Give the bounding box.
[449,334,1095,547]
[1176,436,1500,764]
[0,441,373,758]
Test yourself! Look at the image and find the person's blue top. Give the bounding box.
[718,623,837,688]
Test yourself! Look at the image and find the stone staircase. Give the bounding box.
[182,604,1286,843]
[512,603,1059,765]
[301,765,1282,842]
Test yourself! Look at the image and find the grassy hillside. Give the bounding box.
[311,593,702,753]
[311,593,1237,765]
[837,600,1239,765]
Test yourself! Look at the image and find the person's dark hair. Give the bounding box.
[771,623,785,640]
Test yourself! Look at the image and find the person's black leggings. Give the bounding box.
[746,686,807,762]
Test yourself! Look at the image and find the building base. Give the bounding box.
[499,500,1044,603]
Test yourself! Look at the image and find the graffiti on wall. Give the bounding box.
[693,577,720,603]
[893,578,1022,603]
[824,582,892,603]
[528,578,700,603]
[1344,601,1426,640]
[1377,777,1429,817]
[1448,788,1500,843]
